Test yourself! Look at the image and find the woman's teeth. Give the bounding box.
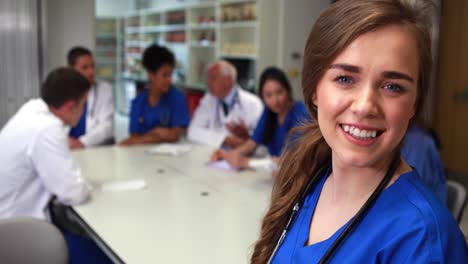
[342,125,377,139]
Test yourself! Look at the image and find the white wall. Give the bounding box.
[45,0,95,73]
[96,0,133,17]
[0,0,42,126]
[278,0,329,100]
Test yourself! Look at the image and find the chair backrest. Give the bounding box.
[185,89,205,119]
[0,217,68,264]
[447,180,468,223]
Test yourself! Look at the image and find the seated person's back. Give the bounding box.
[0,68,91,219]
[401,125,447,202]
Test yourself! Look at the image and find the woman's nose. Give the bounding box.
[350,85,380,118]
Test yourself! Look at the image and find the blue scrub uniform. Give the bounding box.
[129,87,190,134]
[252,101,309,156]
[273,169,468,263]
[401,126,447,202]
[69,102,87,138]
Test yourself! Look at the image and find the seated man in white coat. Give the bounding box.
[188,60,263,148]
[0,67,91,220]
[67,46,114,149]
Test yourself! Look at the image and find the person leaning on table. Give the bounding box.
[0,68,112,263]
[210,66,310,171]
[120,44,190,146]
[251,0,468,263]
[187,60,263,148]
[0,68,91,219]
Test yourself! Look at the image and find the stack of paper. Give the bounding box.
[146,143,192,156]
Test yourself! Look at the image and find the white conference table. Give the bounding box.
[71,144,273,264]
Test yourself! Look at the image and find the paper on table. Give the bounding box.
[208,160,239,172]
[249,158,277,172]
[146,143,192,156]
[100,179,147,192]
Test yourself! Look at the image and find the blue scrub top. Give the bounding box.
[252,101,309,156]
[273,169,468,263]
[401,126,447,202]
[129,86,190,134]
[69,102,87,138]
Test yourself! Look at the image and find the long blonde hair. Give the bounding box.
[251,0,434,263]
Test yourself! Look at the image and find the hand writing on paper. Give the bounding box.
[223,150,249,169]
[210,149,249,169]
[210,149,226,162]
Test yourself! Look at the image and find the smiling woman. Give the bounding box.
[251,0,468,263]
[314,24,419,169]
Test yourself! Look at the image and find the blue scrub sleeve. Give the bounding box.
[169,91,190,128]
[129,97,141,134]
[401,127,447,202]
[251,108,267,144]
[283,102,310,145]
[69,102,87,138]
[294,102,310,124]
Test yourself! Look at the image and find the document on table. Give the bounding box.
[208,160,239,172]
[146,143,192,156]
[100,179,147,192]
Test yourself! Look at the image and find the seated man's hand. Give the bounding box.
[225,120,249,140]
[223,134,246,148]
[68,137,85,150]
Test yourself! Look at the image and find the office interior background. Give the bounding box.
[1,0,468,235]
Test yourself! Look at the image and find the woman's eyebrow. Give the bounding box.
[329,63,360,73]
[382,71,415,83]
[329,64,415,83]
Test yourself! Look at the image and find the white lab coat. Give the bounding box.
[0,99,91,220]
[79,80,114,146]
[188,85,263,147]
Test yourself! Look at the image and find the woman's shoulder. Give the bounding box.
[292,101,307,113]
[162,86,189,107]
[386,171,453,226]
[288,101,310,124]
[238,88,262,106]
[168,86,186,98]
[377,171,466,258]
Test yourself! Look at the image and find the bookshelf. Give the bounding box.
[120,0,278,92]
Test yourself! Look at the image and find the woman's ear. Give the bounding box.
[312,93,318,107]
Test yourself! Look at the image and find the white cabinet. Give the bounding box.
[95,18,119,81]
[95,17,128,114]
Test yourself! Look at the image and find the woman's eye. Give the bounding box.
[335,75,353,84]
[383,83,403,93]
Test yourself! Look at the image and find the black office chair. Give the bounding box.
[447,179,468,223]
[0,217,69,264]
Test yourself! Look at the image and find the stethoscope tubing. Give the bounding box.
[267,154,400,264]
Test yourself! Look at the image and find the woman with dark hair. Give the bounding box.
[211,66,309,170]
[120,44,190,145]
[251,0,467,263]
